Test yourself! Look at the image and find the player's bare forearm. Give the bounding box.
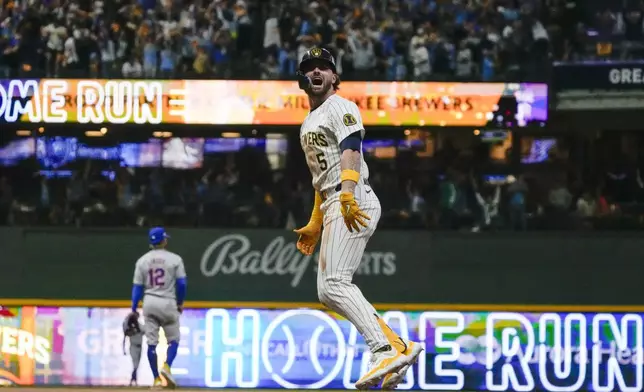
[340,149,361,193]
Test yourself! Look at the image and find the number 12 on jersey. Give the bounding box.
[148,268,165,287]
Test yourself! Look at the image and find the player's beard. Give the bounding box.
[308,77,333,97]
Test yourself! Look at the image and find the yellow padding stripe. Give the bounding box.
[0,299,643,313]
[341,169,360,183]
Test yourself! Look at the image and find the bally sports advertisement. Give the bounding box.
[0,306,640,391]
[0,79,547,127]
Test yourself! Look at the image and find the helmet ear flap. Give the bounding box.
[297,71,311,90]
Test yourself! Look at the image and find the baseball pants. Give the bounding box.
[142,295,181,346]
[318,182,389,352]
[129,333,143,370]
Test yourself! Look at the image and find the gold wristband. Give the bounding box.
[340,169,360,183]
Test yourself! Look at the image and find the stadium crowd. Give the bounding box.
[2,132,644,231]
[2,0,639,82]
[1,0,643,230]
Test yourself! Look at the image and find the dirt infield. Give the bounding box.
[7,389,306,392]
[8,387,474,392]
[7,389,353,392]
[11,388,478,392]
[11,389,478,392]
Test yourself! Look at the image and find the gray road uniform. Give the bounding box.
[132,249,186,345]
[123,317,144,379]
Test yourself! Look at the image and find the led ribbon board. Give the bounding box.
[0,307,639,391]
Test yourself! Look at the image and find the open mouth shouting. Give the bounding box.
[311,76,324,86]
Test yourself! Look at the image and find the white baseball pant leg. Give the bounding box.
[318,183,388,352]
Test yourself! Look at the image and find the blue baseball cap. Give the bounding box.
[149,227,170,245]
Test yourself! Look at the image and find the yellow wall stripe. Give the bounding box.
[0,299,641,313]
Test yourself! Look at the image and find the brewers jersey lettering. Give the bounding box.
[300,94,389,352]
[300,94,370,194]
[133,249,186,346]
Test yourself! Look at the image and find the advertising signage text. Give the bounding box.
[0,306,641,392]
[0,79,548,127]
[1,228,643,306]
[554,60,644,90]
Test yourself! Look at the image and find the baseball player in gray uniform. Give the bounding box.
[123,312,144,386]
[293,47,424,390]
[130,227,187,389]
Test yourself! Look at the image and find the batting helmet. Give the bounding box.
[149,226,169,245]
[297,47,337,90]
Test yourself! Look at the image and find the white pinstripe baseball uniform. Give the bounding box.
[300,94,389,352]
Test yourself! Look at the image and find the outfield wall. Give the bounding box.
[1,227,643,306]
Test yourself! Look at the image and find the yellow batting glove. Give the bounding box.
[293,191,323,255]
[339,192,371,233]
[293,222,321,255]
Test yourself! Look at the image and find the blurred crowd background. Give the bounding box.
[1,0,644,231]
[2,0,641,81]
[2,131,644,231]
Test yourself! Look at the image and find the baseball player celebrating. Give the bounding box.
[130,227,187,389]
[293,47,424,390]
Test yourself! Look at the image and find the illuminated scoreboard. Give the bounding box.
[0,79,548,127]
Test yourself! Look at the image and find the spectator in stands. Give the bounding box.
[99,32,117,77]
[438,169,459,229]
[160,42,177,78]
[201,171,232,227]
[548,176,574,226]
[260,53,279,79]
[481,50,496,81]
[507,175,528,231]
[116,170,142,226]
[473,180,501,232]
[348,29,377,79]
[455,40,475,80]
[43,15,67,77]
[62,28,80,76]
[193,45,211,76]
[122,53,143,78]
[0,0,575,81]
[410,29,430,81]
[576,190,598,218]
[263,10,280,54]
[278,41,297,77]
[143,36,158,78]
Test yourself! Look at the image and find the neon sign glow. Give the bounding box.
[203,310,643,391]
[0,79,164,124]
[0,326,50,365]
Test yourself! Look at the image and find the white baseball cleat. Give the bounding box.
[355,346,408,390]
[381,340,424,390]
